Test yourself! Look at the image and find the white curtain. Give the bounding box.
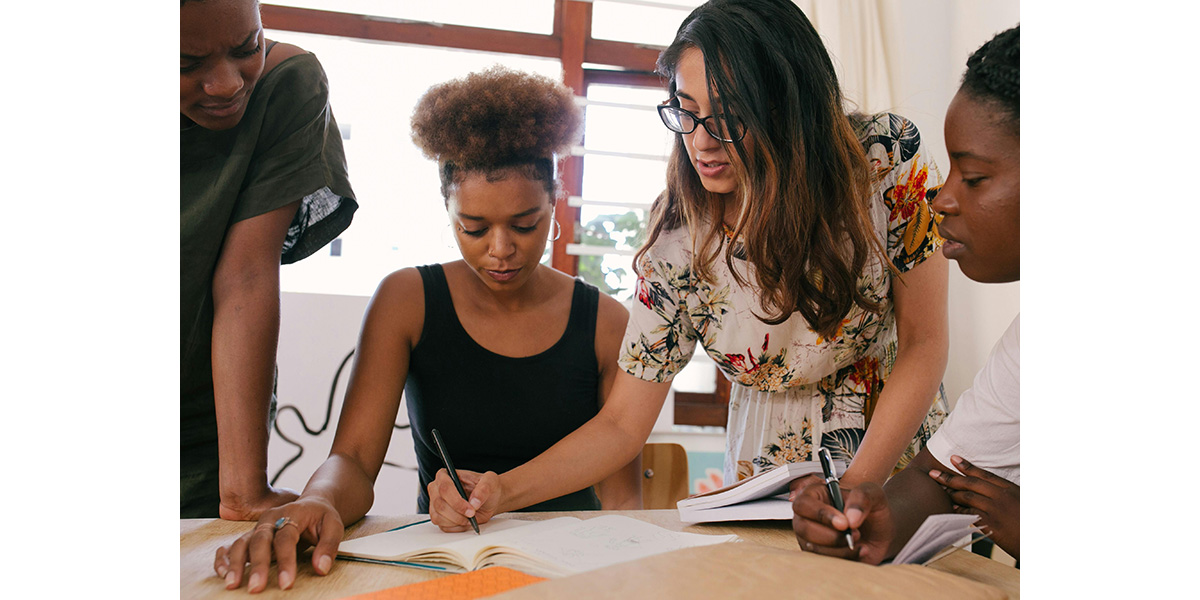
[791,0,900,114]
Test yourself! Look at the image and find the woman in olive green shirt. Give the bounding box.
[180,0,356,519]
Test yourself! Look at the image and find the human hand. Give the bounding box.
[213,497,344,592]
[929,455,1020,558]
[219,484,300,521]
[791,480,894,565]
[428,469,501,532]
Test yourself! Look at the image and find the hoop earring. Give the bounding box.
[550,218,561,242]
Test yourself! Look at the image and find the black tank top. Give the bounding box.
[406,264,603,513]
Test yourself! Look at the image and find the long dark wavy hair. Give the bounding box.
[636,0,882,338]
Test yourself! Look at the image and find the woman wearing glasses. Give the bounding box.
[426,0,948,531]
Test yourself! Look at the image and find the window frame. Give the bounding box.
[259,0,728,425]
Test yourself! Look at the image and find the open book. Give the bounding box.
[337,514,738,578]
[892,513,982,565]
[677,460,843,524]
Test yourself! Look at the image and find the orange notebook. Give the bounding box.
[337,566,546,600]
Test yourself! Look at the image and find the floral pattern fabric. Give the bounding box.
[620,113,949,484]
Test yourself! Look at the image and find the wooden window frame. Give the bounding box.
[260,1,728,426]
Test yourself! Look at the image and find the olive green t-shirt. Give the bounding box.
[180,52,356,453]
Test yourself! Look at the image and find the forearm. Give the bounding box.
[881,454,954,558]
[596,453,644,510]
[211,276,281,502]
[842,343,946,487]
[296,453,378,526]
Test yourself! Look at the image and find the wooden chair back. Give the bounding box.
[641,443,690,509]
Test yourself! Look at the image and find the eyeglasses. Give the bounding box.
[657,102,747,143]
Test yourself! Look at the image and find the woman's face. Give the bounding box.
[673,47,740,198]
[180,0,265,130]
[448,172,555,293]
[933,91,1020,283]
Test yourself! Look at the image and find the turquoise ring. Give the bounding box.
[274,517,298,531]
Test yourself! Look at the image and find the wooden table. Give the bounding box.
[182,510,1018,599]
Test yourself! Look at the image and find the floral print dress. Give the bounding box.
[620,113,949,484]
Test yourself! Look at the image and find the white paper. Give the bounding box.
[892,513,980,565]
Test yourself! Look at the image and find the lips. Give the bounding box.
[198,96,244,118]
[696,159,729,178]
[486,268,520,282]
[939,230,966,259]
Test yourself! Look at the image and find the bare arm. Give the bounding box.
[878,448,955,558]
[428,370,670,529]
[215,268,424,592]
[840,252,949,488]
[211,201,300,521]
[592,296,644,510]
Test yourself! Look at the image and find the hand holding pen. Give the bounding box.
[817,447,855,551]
[431,428,480,535]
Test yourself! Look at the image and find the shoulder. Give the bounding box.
[595,288,630,330]
[264,41,309,73]
[255,44,329,110]
[374,267,425,305]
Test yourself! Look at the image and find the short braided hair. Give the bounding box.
[961,25,1019,134]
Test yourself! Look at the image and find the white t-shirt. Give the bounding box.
[926,315,1020,485]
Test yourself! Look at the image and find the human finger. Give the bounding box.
[794,487,851,532]
[272,517,304,590]
[951,456,1010,487]
[842,484,885,529]
[244,521,278,593]
[220,530,254,589]
[310,511,346,577]
[787,474,823,500]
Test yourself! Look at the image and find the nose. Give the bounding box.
[488,229,516,260]
[931,177,960,217]
[688,122,722,153]
[203,59,245,100]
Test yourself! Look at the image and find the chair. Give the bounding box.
[641,443,690,509]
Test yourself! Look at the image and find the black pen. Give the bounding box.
[431,428,480,535]
[817,447,854,551]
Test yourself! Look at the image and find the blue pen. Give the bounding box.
[817,447,855,551]
[431,428,480,535]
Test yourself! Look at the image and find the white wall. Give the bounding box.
[267,1,1022,510]
[880,0,1020,404]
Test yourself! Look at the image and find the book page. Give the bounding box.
[892,513,980,565]
[677,460,841,510]
[493,514,738,577]
[337,518,554,569]
[678,494,792,523]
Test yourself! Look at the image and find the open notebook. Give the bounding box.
[677,460,843,524]
[337,514,738,578]
[893,513,983,565]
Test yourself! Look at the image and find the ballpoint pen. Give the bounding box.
[431,428,480,535]
[817,447,854,551]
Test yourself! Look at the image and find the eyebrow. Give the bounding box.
[949,150,995,163]
[181,28,260,60]
[457,206,544,221]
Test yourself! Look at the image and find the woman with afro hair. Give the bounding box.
[213,66,640,593]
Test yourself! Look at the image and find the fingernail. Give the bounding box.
[846,508,863,523]
[951,455,963,465]
[928,469,942,478]
[279,571,293,590]
[225,571,236,588]
[470,498,482,510]
[318,555,332,574]
[249,573,262,591]
[217,564,227,578]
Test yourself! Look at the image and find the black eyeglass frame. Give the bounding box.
[656,102,748,143]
